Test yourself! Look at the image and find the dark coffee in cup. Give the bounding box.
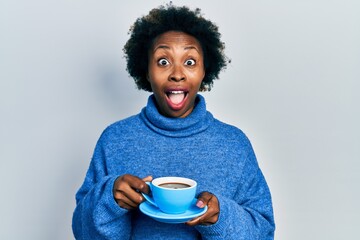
[159,182,191,189]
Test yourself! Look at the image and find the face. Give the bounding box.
[147,31,205,118]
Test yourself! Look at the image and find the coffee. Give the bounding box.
[159,182,191,189]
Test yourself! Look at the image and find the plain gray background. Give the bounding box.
[1,0,359,239]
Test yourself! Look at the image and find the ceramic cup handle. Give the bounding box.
[141,182,158,208]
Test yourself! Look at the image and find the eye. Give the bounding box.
[158,58,170,66]
[184,59,196,66]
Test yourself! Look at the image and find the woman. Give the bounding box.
[72,4,275,239]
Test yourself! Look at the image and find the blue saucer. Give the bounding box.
[139,199,208,224]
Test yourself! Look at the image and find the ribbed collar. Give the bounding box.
[140,94,213,137]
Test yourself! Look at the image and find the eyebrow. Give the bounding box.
[153,45,201,53]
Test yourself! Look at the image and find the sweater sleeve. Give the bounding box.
[195,143,275,239]
[72,133,132,240]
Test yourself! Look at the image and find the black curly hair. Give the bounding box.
[123,4,229,92]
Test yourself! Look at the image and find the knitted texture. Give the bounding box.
[72,95,275,239]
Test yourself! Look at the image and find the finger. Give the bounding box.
[115,198,137,210]
[114,175,146,205]
[186,200,217,226]
[186,207,219,226]
[114,191,138,209]
[196,191,214,208]
[114,184,141,208]
[187,214,219,226]
[123,174,150,195]
[119,183,145,204]
[142,175,153,182]
[186,193,220,226]
[186,214,205,226]
[140,175,153,194]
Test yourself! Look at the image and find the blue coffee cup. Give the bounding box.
[142,177,197,214]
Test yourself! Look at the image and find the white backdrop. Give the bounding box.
[1,0,359,239]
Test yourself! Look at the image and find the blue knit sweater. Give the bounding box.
[72,95,275,239]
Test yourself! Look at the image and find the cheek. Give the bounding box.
[192,64,205,78]
[190,69,205,82]
[147,61,160,80]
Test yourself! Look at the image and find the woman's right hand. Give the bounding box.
[113,174,152,210]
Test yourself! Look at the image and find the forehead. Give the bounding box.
[151,31,203,52]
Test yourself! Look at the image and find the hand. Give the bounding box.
[186,191,220,226]
[113,174,153,210]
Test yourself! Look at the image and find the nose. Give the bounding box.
[169,65,185,82]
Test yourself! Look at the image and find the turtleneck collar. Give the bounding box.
[140,94,213,137]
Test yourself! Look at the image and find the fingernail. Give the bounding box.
[196,200,204,208]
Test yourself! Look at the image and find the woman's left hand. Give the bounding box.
[186,191,219,226]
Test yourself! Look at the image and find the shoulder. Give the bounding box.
[206,117,255,152]
[107,114,140,129]
[98,114,142,141]
[212,117,249,139]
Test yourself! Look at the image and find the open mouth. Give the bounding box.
[166,90,188,105]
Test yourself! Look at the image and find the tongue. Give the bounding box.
[168,92,185,105]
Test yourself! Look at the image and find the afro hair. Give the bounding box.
[123,3,229,92]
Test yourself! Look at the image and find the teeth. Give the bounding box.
[170,91,184,94]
